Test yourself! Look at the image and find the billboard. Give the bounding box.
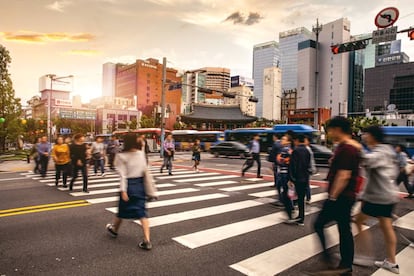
[58,108,96,120]
[376,52,409,67]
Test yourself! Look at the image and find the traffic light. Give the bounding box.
[248,96,259,103]
[168,83,182,90]
[331,39,368,54]
[409,30,414,40]
[198,87,213,94]
[222,92,236,98]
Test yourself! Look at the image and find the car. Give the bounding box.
[309,144,333,166]
[210,141,250,159]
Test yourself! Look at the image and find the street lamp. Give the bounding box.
[45,74,73,142]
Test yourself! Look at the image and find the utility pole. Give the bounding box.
[313,18,322,130]
[160,57,167,158]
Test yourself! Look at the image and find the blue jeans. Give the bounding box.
[94,159,104,174]
[162,156,173,173]
[277,173,293,218]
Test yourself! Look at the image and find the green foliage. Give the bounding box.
[173,121,187,130]
[128,119,138,130]
[0,44,22,152]
[54,118,94,136]
[140,115,155,128]
[348,116,388,134]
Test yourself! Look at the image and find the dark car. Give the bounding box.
[210,141,250,159]
[309,144,333,166]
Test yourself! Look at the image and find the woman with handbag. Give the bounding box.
[106,134,157,250]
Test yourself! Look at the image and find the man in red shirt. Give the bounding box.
[313,116,360,275]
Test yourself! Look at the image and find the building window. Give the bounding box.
[331,32,334,39]
[130,115,137,121]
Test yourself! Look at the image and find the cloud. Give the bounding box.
[65,49,102,56]
[224,11,263,26]
[46,0,72,12]
[0,31,96,44]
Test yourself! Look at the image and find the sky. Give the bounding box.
[1,0,414,104]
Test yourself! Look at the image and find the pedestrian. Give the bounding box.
[242,134,262,178]
[287,134,311,226]
[395,144,413,198]
[192,139,201,172]
[304,136,317,204]
[37,135,51,177]
[160,134,175,175]
[107,135,119,170]
[91,136,106,177]
[268,134,282,188]
[30,137,41,174]
[69,133,88,192]
[139,134,150,165]
[352,126,400,274]
[51,136,71,187]
[106,134,153,250]
[272,135,294,216]
[313,116,360,275]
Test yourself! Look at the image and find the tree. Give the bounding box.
[0,44,22,152]
[140,115,155,128]
[128,119,138,130]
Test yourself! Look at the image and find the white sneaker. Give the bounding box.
[375,259,399,274]
[101,173,106,177]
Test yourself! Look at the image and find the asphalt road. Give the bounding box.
[1,153,413,276]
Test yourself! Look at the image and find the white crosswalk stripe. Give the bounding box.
[20,166,414,275]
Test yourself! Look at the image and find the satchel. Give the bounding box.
[144,168,158,199]
[92,152,102,160]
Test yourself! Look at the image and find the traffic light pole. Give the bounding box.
[160,57,167,158]
[313,19,322,130]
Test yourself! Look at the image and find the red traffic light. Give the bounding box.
[409,30,414,40]
[331,45,339,54]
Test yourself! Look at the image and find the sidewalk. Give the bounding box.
[0,159,42,173]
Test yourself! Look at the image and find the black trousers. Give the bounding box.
[108,153,116,169]
[397,171,413,195]
[314,197,355,269]
[70,165,88,191]
[242,153,261,176]
[55,163,69,186]
[39,155,49,177]
[294,181,307,222]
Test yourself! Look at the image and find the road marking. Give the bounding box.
[195,181,238,187]
[151,171,196,177]
[156,172,218,180]
[248,185,319,198]
[173,207,320,249]
[174,175,236,183]
[71,188,120,196]
[393,211,414,230]
[85,188,200,204]
[371,246,414,275]
[0,177,28,181]
[220,182,274,192]
[58,182,175,191]
[46,178,120,185]
[137,200,264,227]
[0,200,90,217]
[245,178,266,182]
[229,224,369,276]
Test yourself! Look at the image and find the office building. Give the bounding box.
[225,85,256,117]
[279,27,313,92]
[102,62,117,97]
[262,67,282,121]
[231,75,254,89]
[252,41,280,118]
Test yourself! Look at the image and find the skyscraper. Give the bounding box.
[102,62,117,97]
[262,67,282,121]
[279,27,313,92]
[252,41,280,118]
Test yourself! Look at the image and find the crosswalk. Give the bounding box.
[22,166,414,275]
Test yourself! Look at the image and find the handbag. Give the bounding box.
[144,168,158,199]
[92,152,102,160]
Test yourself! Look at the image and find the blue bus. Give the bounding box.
[224,124,318,152]
[172,130,224,151]
[382,126,414,157]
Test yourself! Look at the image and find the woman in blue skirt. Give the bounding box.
[106,134,152,250]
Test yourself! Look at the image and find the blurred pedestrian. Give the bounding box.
[268,134,282,188]
[37,135,51,178]
[395,144,413,198]
[242,134,262,178]
[51,136,71,187]
[69,134,88,192]
[304,136,317,203]
[30,137,41,174]
[91,136,106,177]
[287,134,311,226]
[139,134,150,165]
[106,134,153,250]
[192,139,201,172]
[160,134,175,175]
[313,116,360,275]
[107,135,119,170]
[352,126,400,274]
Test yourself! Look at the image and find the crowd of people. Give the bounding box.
[27,118,414,264]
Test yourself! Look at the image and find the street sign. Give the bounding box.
[375,7,399,28]
[372,26,398,44]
